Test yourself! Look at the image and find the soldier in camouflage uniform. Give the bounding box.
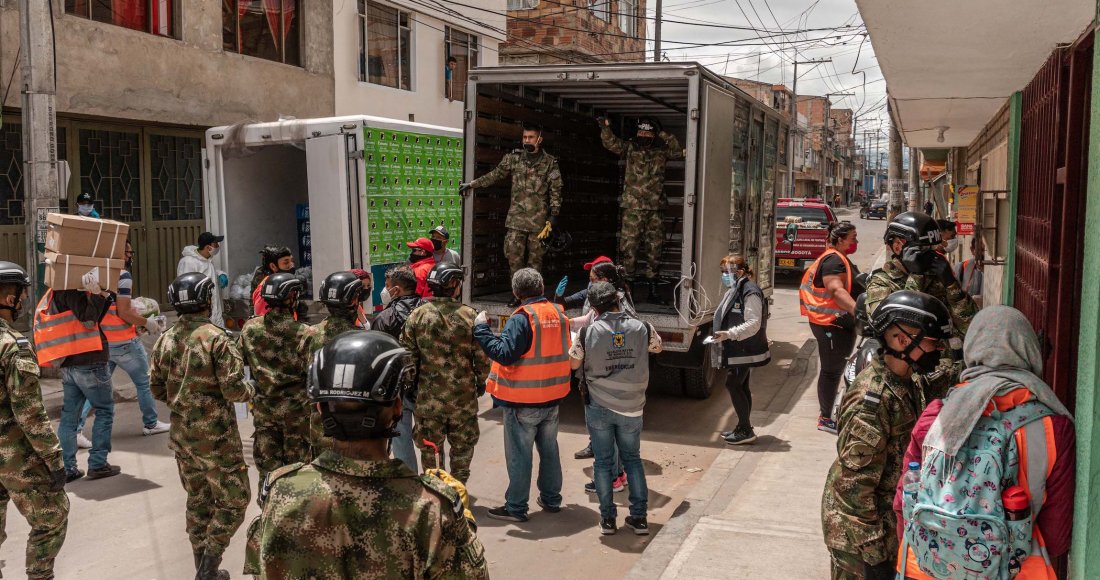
[0,262,68,580]
[864,212,977,400]
[245,331,488,579]
[401,262,489,483]
[822,291,951,580]
[239,273,313,489]
[600,118,684,290]
[462,122,563,278]
[149,272,254,580]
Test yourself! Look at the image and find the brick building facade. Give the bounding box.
[502,0,647,64]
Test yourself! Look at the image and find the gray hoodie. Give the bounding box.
[176,245,224,328]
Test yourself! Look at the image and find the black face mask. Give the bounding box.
[280,266,297,274]
[637,136,655,148]
[0,295,24,320]
[522,143,537,154]
[431,239,444,251]
[409,252,425,263]
[911,348,943,374]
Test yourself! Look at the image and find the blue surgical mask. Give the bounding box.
[721,273,733,287]
[77,204,94,216]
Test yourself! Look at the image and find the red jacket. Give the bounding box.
[893,399,1076,557]
[411,257,436,299]
[251,279,270,317]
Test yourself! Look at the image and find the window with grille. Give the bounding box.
[150,135,204,221]
[78,129,142,223]
[589,0,610,22]
[222,0,301,66]
[507,0,538,9]
[359,1,412,90]
[0,122,68,226]
[619,0,637,36]
[445,27,479,102]
[64,0,177,37]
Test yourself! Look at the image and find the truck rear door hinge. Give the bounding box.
[690,108,700,121]
[465,110,473,123]
[347,149,364,160]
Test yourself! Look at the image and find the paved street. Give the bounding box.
[0,207,885,579]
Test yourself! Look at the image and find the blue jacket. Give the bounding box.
[473,297,561,408]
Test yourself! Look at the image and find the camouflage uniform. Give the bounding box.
[864,258,976,400]
[244,451,489,579]
[148,313,254,560]
[0,318,68,580]
[400,298,490,483]
[469,150,563,274]
[601,126,684,279]
[298,315,360,453]
[821,356,920,577]
[238,309,313,488]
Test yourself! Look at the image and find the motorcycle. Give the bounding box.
[830,274,878,426]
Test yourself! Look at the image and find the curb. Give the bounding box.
[626,338,818,580]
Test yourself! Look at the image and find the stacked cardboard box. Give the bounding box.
[43,213,128,290]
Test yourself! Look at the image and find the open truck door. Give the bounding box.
[304,133,366,298]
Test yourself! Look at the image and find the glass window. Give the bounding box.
[776,206,831,223]
[618,0,636,36]
[223,0,301,66]
[64,0,176,37]
[445,27,478,102]
[589,0,609,22]
[0,122,68,226]
[507,0,538,8]
[360,1,412,90]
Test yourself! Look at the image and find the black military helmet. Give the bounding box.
[636,118,659,135]
[426,261,463,294]
[870,290,952,340]
[0,262,30,288]
[884,212,940,248]
[307,331,413,405]
[168,272,215,314]
[541,228,572,254]
[318,271,363,310]
[260,272,304,306]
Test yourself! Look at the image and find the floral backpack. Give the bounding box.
[899,394,1055,580]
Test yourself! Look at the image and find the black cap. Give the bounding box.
[430,225,450,240]
[197,232,224,248]
[77,192,93,204]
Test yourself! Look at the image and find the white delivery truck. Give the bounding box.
[201,116,463,329]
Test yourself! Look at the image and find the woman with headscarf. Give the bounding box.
[892,306,1075,577]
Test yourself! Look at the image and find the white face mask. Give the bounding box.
[944,238,960,253]
[77,204,94,216]
[209,245,221,257]
[380,286,394,306]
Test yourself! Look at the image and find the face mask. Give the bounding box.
[844,242,859,255]
[210,246,221,257]
[910,345,943,374]
[77,204,94,216]
[944,238,960,253]
[721,273,733,287]
[280,266,297,274]
[522,143,536,154]
[380,287,394,306]
[637,136,655,148]
[431,239,444,251]
[409,252,424,263]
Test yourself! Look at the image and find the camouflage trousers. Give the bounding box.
[415,408,480,483]
[175,449,250,557]
[619,209,664,279]
[504,228,545,275]
[0,482,69,580]
[253,414,312,491]
[828,549,897,580]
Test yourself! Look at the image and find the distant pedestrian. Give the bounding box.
[374,265,424,471]
[710,254,771,445]
[0,262,69,580]
[177,231,225,327]
[474,268,571,522]
[75,192,100,218]
[936,219,958,256]
[407,238,437,298]
[570,282,661,536]
[430,225,462,265]
[954,237,984,308]
[149,273,253,579]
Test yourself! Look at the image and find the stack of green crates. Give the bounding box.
[364,127,464,265]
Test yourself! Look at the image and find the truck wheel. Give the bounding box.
[649,362,683,396]
[682,347,719,399]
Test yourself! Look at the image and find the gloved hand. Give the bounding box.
[50,468,67,492]
[144,316,164,335]
[474,311,488,327]
[900,246,935,275]
[425,468,476,525]
[217,272,229,289]
[81,272,102,294]
[927,253,957,286]
[862,561,895,580]
[537,221,553,240]
[554,276,569,299]
[458,182,472,196]
[710,330,731,343]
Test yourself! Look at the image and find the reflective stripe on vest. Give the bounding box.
[486,301,572,404]
[101,303,137,345]
[798,248,852,326]
[32,290,104,367]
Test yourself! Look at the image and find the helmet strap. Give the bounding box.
[880,324,928,368]
[320,404,400,440]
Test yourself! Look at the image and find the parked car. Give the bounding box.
[860,199,888,219]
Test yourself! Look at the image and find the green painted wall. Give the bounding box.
[1070,11,1100,577]
[1002,92,1022,306]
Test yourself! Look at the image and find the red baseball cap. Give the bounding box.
[406,237,434,253]
[583,255,613,271]
[349,268,370,281]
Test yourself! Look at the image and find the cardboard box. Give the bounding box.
[44,214,129,259]
[43,252,124,291]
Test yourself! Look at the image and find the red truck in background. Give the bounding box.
[774,198,838,276]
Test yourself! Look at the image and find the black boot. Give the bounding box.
[196,553,230,580]
[193,550,204,570]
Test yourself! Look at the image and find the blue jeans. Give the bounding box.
[59,364,115,471]
[502,405,562,516]
[78,338,159,431]
[586,403,648,519]
[391,395,419,472]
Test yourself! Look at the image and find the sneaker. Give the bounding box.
[600,517,618,535]
[76,433,92,449]
[624,515,650,535]
[818,416,838,435]
[142,420,171,436]
[584,480,596,494]
[536,497,561,513]
[612,472,627,492]
[574,445,594,459]
[720,429,736,438]
[85,463,122,480]
[725,428,758,445]
[65,468,84,483]
[486,506,528,523]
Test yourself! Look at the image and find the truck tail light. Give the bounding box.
[657,331,685,345]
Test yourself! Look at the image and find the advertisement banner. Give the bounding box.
[956,185,979,235]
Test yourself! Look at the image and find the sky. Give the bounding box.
[641,0,890,140]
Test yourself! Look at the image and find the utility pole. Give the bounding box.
[887,123,904,220]
[653,0,662,62]
[787,58,831,198]
[823,93,853,201]
[20,0,61,304]
[908,147,921,211]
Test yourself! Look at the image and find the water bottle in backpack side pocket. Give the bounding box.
[901,461,921,522]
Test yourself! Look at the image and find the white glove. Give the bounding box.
[81,272,102,294]
[711,330,731,343]
[474,311,489,327]
[144,316,164,335]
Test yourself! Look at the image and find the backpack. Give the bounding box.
[900,392,1055,580]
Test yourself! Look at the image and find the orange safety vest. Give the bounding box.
[798,248,853,326]
[32,290,105,367]
[101,303,137,346]
[485,301,572,404]
[898,386,1059,580]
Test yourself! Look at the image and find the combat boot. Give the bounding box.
[193,549,204,570]
[195,553,230,580]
